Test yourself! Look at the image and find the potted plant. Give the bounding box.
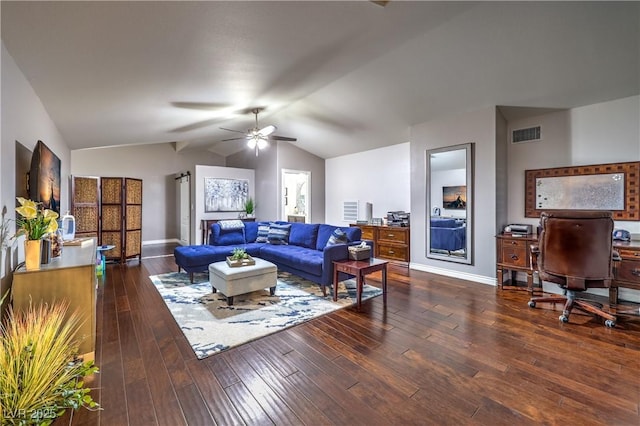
[14,197,59,270]
[0,299,100,424]
[244,197,255,218]
[226,247,255,267]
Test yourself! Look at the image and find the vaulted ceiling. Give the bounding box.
[2,1,638,159]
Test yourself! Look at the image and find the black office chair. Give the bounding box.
[527,210,619,327]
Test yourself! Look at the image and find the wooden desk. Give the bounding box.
[200,218,255,244]
[333,258,388,310]
[610,240,640,305]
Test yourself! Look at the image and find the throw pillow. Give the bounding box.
[218,219,244,230]
[256,224,270,243]
[325,228,348,247]
[267,222,291,245]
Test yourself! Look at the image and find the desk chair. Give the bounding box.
[527,210,619,327]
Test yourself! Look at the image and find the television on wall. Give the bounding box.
[28,140,61,214]
[442,185,466,210]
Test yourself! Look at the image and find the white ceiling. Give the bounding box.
[2,1,638,159]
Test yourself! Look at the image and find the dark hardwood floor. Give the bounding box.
[64,244,640,425]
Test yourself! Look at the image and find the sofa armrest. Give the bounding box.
[320,244,350,286]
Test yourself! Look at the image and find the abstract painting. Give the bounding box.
[204,178,248,212]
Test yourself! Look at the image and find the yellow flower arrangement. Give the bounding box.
[14,197,59,240]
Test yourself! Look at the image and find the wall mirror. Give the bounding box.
[426,143,474,264]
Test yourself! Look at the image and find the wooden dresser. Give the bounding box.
[351,224,410,264]
[610,241,640,304]
[496,233,538,293]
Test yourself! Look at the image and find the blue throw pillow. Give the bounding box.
[267,222,291,245]
[325,228,348,247]
[256,224,270,243]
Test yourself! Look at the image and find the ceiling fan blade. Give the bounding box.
[171,102,230,111]
[170,118,227,133]
[220,137,245,142]
[269,135,297,142]
[219,127,248,135]
[258,125,276,137]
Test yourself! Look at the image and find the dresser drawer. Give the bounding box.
[616,258,640,284]
[378,244,408,262]
[501,246,528,268]
[376,228,408,244]
[359,226,375,241]
[617,248,640,260]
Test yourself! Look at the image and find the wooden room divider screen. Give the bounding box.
[71,175,142,263]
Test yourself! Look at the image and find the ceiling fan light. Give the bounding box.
[259,125,276,137]
[257,139,268,150]
[247,138,257,149]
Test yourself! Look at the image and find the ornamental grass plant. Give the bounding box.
[0,301,99,425]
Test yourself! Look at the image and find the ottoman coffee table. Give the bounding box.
[209,257,277,306]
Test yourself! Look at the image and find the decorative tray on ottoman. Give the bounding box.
[226,255,256,268]
[348,246,371,261]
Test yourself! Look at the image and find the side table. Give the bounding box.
[333,258,388,310]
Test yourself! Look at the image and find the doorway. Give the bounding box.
[281,169,311,223]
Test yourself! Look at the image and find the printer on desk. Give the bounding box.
[387,211,410,227]
[504,224,533,235]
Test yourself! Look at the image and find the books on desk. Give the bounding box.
[63,237,93,246]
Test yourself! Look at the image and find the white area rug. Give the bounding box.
[149,271,383,359]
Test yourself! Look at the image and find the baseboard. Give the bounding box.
[409,262,495,286]
[142,238,180,246]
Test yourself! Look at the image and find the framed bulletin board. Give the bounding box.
[525,161,640,220]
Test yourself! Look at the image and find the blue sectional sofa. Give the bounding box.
[174,221,368,290]
[430,217,466,252]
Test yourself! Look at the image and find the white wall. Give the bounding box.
[194,165,254,245]
[71,143,225,244]
[1,43,70,293]
[325,143,410,226]
[507,95,640,302]
[410,107,498,283]
[431,169,466,219]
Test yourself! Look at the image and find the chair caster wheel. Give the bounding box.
[559,314,569,323]
[528,301,536,308]
[605,320,616,328]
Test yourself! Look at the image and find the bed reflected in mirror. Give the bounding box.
[426,143,474,264]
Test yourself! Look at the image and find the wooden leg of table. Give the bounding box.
[609,286,618,305]
[333,266,339,302]
[526,271,533,294]
[357,272,364,310]
[496,267,503,290]
[382,264,387,304]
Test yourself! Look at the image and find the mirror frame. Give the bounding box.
[425,142,474,265]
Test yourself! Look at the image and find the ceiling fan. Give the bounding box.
[220,108,297,156]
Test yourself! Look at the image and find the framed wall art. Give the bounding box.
[204,178,249,212]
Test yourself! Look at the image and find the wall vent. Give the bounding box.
[343,201,358,223]
[512,126,541,143]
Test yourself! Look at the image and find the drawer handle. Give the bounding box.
[511,241,517,245]
[389,250,395,254]
[634,253,640,257]
[511,254,519,260]
[387,234,394,237]
[632,269,640,277]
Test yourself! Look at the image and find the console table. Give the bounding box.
[200,218,255,245]
[11,239,98,359]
